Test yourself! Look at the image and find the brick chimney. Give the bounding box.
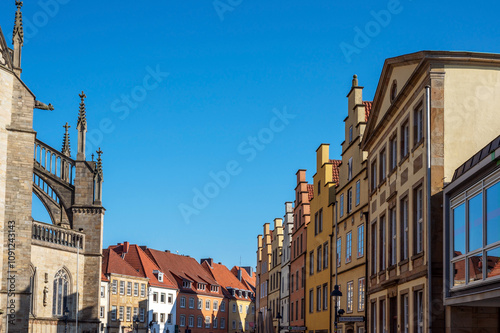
[201,258,213,267]
[123,241,130,254]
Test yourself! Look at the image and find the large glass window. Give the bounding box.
[356,180,361,206]
[487,182,500,245]
[358,224,364,258]
[469,193,483,251]
[336,237,342,267]
[453,203,466,256]
[346,281,353,312]
[346,232,352,263]
[52,269,69,316]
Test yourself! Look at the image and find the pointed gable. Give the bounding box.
[0,26,13,70]
[204,262,253,300]
[102,248,144,278]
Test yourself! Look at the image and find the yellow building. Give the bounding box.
[333,76,371,333]
[361,51,500,333]
[306,145,340,333]
[269,218,284,332]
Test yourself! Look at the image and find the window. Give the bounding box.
[309,289,314,313]
[347,188,353,214]
[358,224,364,258]
[205,316,211,328]
[206,299,211,310]
[180,296,186,308]
[100,306,105,318]
[323,242,328,269]
[233,303,237,313]
[317,246,322,272]
[140,283,146,297]
[340,194,344,217]
[416,290,424,333]
[402,294,409,333]
[356,180,361,206]
[168,313,172,324]
[291,273,294,292]
[119,306,124,321]
[180,315,186,327]
[152,313,158,322]
[221,318,226,329]
[316,286,321,312]
[318,181,321,195]
[390,80,397,102]
[319,209,323,233]
[415,186,424,254]
[100,286,105,298]
[134,307,138,321]
[119,281,125,295]
[371,302,377,333]
[52,269,69,316]
[309,251,314,275]
[323,284,328,310]
[401,197,409,260]
[379,149,386,183]
[189,315,194,327]
[390,207,397,266]
[153,292,158,303]
[221,301,225,311]
[371,222,378,275]
[198,316,203,328]
[168,293,173,303]
[348,157,353,181]
[127,307,131,321]
[381,215,387,270]
[401,120,409,158]
[358,278,365,312]
[239,304,243,313]
[414,104,423,145]
[134,283,138,296]
[111,306,117,321]
[380,299,386,333]
[140,308,145,322]
[371,160,377,191]
[112,280,117,294]
[161,293,166,303]
[336,237,341,267]
[197,298,202,309]
[189,297,195,309]
[213,318,218,328]
[127,282,132,296]
[213,300,219,311]
[232,321,236,329]
[346,231,352,263]
[349,125,353,143]
[389,135,397,171]
[346,281,353,312]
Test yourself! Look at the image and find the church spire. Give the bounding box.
[12,1,24,73]
[76,91,87,161]
[62,122,71,157]
[94,148,104,205]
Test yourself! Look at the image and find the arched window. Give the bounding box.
[52,269,70,316]
[29,265,36,316]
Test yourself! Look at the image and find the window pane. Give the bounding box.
[486,247,500,279]
[453,260,466,286]
[468,253,482,283]
[468,194,483,252]
[487,183,500,245]
[453,203,466,257]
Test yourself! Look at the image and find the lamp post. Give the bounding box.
[63,306,70,333]
[331,285,343,333]
[134,316,140,333]
[276,312,282,333]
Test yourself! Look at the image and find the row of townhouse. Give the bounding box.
[100,242,256,333]
[256,51,500,333]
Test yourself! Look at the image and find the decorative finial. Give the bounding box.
[61,122,71,157]
[77,91,87,131]
[95,148,103,179]
[93,148,104,205]
[352,74,358,87]
[13,1,24,45]
[91,153,95,161]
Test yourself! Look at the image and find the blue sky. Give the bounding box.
[1,0,499,269]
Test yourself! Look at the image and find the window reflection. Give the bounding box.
[468,254,482,283]
[487,183,500,245]
[486,247,500,279]
[453,260,465,286]
[453,204,466,257]
[468,194,483,252]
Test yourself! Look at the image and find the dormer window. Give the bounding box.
[210,285,219,292]
[182,280,191,289]
[153,270,164,282]
[390,80,397,103]
[197,283,205,291]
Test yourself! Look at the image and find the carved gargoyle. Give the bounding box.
[35,100,54,111]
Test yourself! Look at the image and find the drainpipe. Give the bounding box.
[425,85,432,333]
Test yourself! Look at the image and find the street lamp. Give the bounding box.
[63,307,70,333]
[276,312,282,333]
[134,316,140,333]
[331,285,344,333]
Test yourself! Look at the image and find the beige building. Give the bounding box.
[269,218,283,332]
[333,76,371,333]
[362,51,500,333]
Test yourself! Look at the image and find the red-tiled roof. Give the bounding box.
[231,266,256,291]
[111,244,177,289]
[330,159,342,184]
[363,101,373,122]
[146,248,220,291]
[101,271,109,282]
[203,262,252,300]
[307,184,314,201]
[102,248,144,278]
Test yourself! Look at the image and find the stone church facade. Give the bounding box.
[0,2,104,332]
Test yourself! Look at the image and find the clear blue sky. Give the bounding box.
[1,0,499,269]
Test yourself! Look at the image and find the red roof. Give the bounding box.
[111,244,177,289]
[330,159,342,184]
[307,184,314,201]
[203,262,252,300]
[145,248,220,294]
[102,248,144,279]
[363,101,373,122]
[231,266,256,291]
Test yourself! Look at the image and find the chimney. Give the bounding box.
[123,241,130,254]
[165,250,170,253]
[201,258,213,267]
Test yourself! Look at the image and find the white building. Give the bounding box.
[99,276,110,331]
[148,270,178,333]
[280,202,294,332]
